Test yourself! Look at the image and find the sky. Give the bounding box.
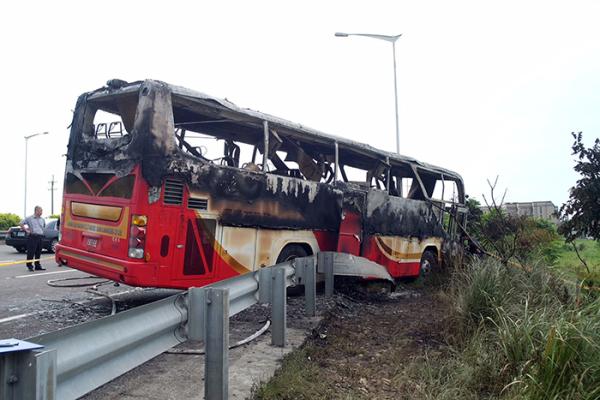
[1,0,599,218]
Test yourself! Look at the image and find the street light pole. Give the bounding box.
[24,132,48,217]
[335,32,402,154]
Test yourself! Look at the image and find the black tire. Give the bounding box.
[16,247,26,253]
[277,244,310,296]
[49,239,58,253]
[276,244,309,264]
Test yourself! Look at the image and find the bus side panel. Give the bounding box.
[220,226,257,272]
[361,235,421,278]
[154,206,184,284]
[364,190,445,238]
[255,229,320,267]
[336,210,362,255]
[313,230,338,253]
[361,235,443,278]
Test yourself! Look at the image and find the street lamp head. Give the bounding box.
[335,32,402,43]
[24,131,49,140]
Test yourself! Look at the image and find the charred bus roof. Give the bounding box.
[82,79,464,187]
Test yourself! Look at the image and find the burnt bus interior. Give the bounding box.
[69,80,466,239]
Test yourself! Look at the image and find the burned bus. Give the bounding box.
[56,79,466,289]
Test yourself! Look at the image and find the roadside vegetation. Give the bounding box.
[552,239,600,282]
[253,133,600,399]
[399,259,600,399]
[0,213,21,231]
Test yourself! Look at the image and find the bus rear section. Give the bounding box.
[57,168,161,286]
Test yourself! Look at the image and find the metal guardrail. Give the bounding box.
[0,252,392,400]
[0,256,319,400]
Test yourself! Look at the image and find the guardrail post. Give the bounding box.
[0,342,56,400]
[204,288,229,400]
[319,252,335,297]
[187,287,205,341]
[258,267,272,304]
[271,267,287,347]
[295,257,316,317]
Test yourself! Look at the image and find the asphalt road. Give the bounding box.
[0,242,398,400]
[0,241,332,399]
[0,242,179,339]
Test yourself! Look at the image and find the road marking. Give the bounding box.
[0,256,55,267]
[15,270,78,279]
[0,312,36,324]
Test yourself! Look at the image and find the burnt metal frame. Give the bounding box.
[76,80,465,203]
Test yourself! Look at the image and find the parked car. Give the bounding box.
[4,219,60,253]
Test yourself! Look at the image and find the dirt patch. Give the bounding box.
[253,283,451,399]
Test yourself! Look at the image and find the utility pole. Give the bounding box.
[48,175,57,215]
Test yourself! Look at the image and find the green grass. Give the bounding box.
[254,256,600,399]
[551,239,600,284]
[404,258,600,400]
[251,347,365,400]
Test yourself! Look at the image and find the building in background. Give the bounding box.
[480,201,559,223]
[499,201,559,223]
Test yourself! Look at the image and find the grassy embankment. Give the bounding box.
[551,239,600,283]
[254,251,600,399]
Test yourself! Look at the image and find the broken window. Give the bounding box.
[83,92,138,141]
[432,178,460,203]
[170,97,338,183]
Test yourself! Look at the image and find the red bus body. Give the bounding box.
[57,80,465,289]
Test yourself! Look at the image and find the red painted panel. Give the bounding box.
[313,230,338,252]
[361,236,421,278]
[336,211,362,255]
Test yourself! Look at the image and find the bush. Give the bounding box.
[0,213,21,231]
[420,258,600,399]
[474,211,560,265]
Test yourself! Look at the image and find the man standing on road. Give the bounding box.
[20,206,46,271]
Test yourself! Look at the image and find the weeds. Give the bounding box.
[410,258,600,399]
[254,257,600,399]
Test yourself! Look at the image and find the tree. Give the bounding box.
[559,132,600,242]
[0,213,21,231]
[465,197,483,237]
[475,177,559,266]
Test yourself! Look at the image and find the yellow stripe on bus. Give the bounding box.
[375,237,423,260]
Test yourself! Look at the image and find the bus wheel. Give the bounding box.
[277,244,309,296]
[419,250,439,281]
[276,244,309,264]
